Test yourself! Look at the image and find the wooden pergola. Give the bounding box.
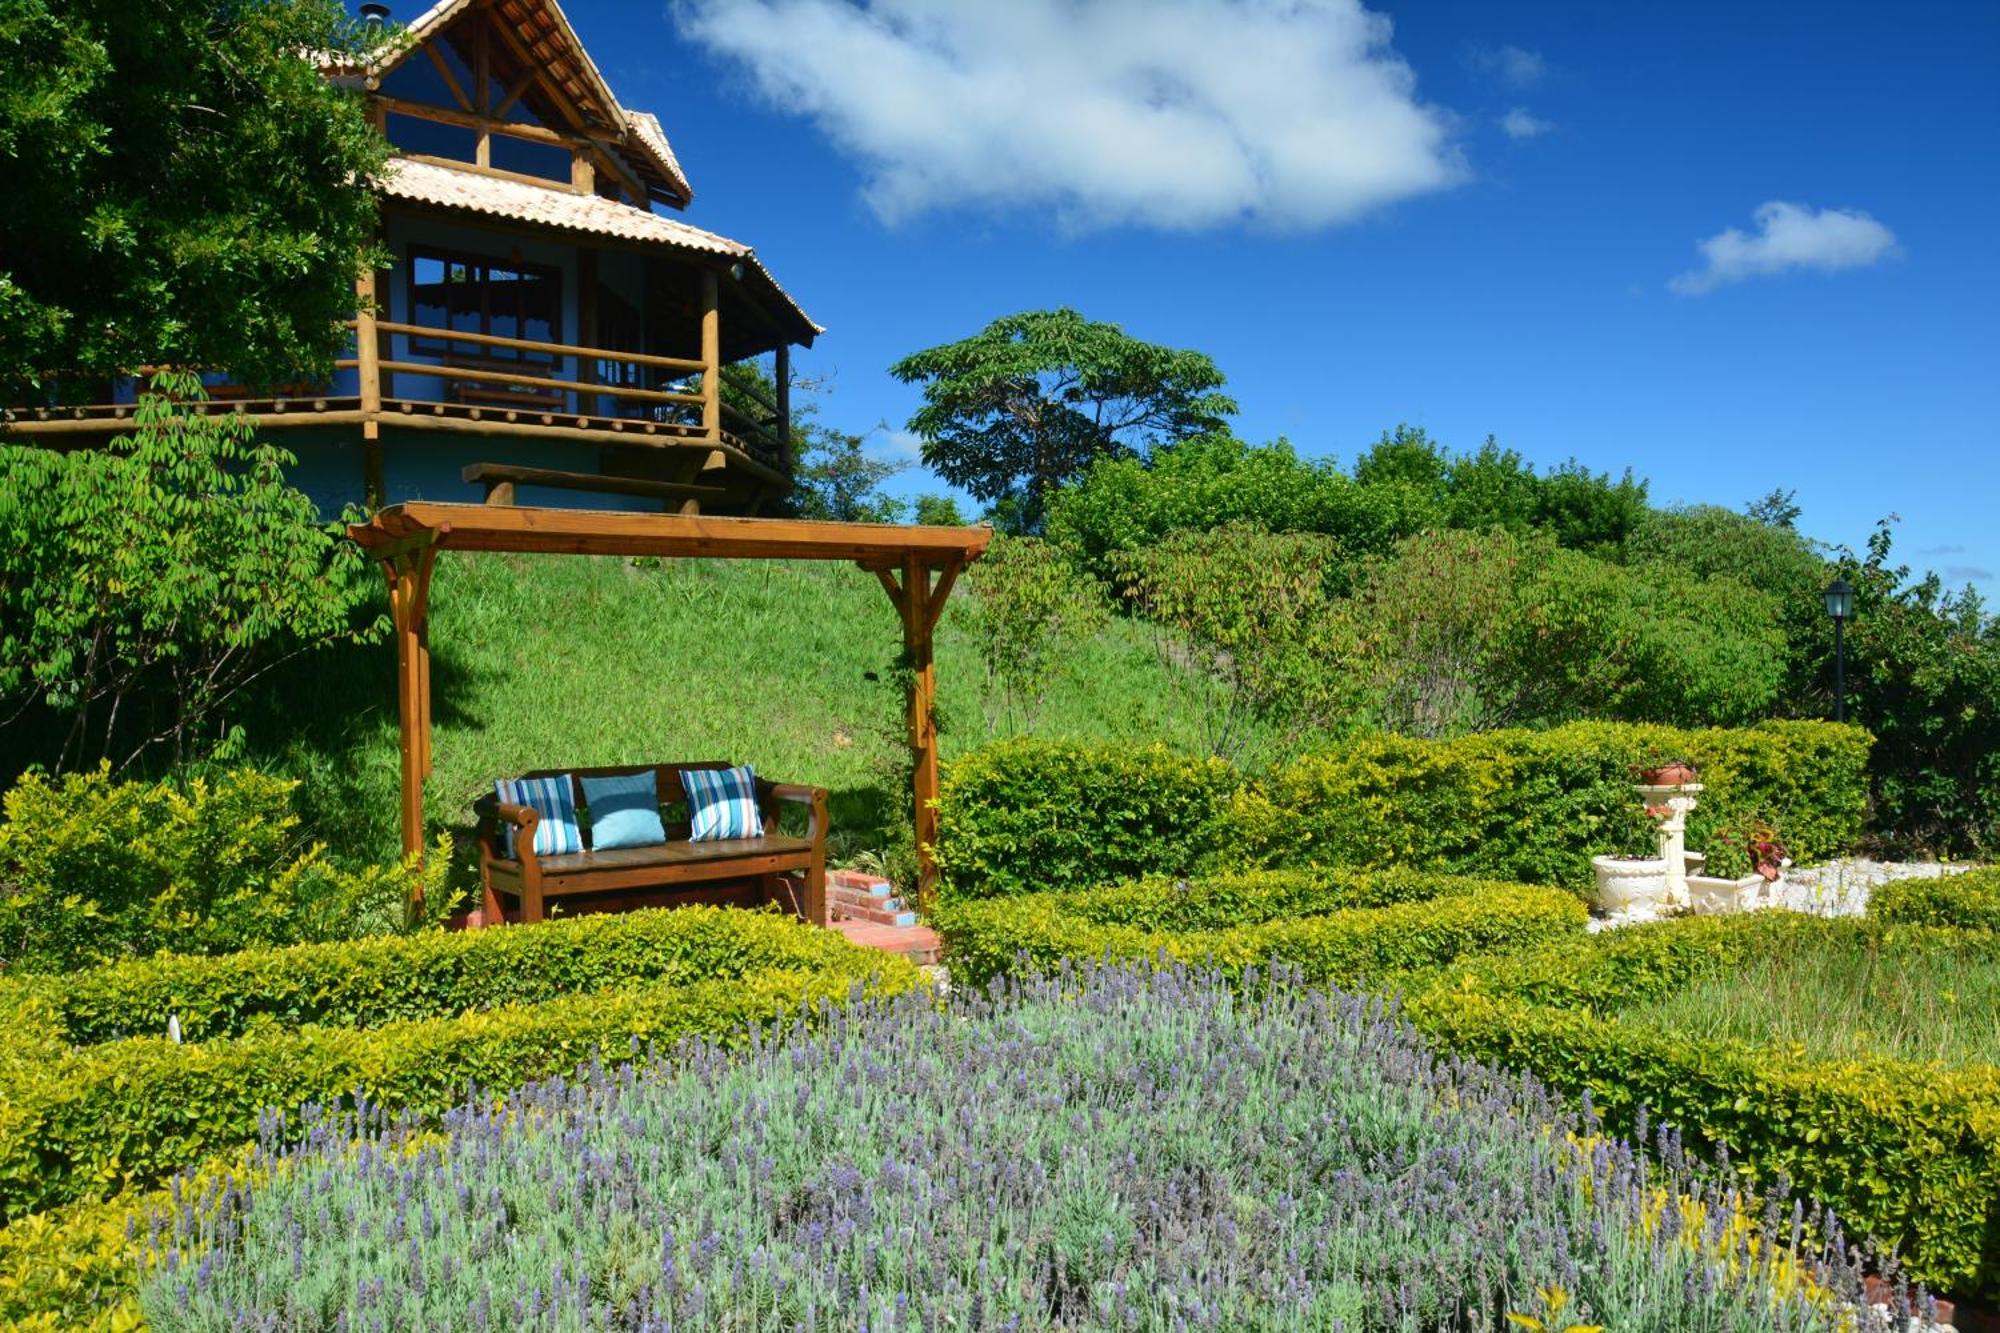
[346,503,992,900]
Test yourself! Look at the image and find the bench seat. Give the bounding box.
[475,763,827,927]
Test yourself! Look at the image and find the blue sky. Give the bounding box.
[561,0,1998,588]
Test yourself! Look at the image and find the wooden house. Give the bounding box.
[3,0,820,516]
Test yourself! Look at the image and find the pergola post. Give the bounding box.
[384,542,439,889]
[355,261,385,506]
[878,556,960,900]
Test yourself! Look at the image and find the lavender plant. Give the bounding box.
[140,962,1920,1331]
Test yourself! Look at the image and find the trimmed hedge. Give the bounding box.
[3,903,883,1048]
[0,910,920,1224]
[1400,915,2000,1299]
[1871,866,2000,932]
[933,721,1872,900]
[933,867,1586,987]
[932,739,1240,900]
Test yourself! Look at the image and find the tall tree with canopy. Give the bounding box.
[0,0,387,398]
[890,309,1235,530]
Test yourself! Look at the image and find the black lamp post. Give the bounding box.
[1823,576,1854,722]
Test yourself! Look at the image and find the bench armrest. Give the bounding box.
[768,783,828,846]
[472,794,541,869]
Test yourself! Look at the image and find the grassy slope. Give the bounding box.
[252,552,1241,878]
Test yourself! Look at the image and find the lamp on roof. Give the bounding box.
[359,2,391,26]
[728,261,746,282]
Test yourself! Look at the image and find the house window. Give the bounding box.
[406,247,563,360]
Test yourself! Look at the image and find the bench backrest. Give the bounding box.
[503,762,775,850]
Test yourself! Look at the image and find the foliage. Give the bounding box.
[141,962,1881,1330]
[0,764,444,973]
[1329,529,1786,737]
[890,308,1236,529]
[1046,433,1428,577]
[1836,520,2000,855]
[0,908,918,1222]
[958,535,1109,734]
[1404,914,2000,1297]
[1113,523,1352,757]
[932,738,1242,901]
[933,722,1872,900]
[790,425,908,523]
[0,375,383,774]
[933,872,1584,988]
[1354,426,1651,553]
[0,0,386,398]
[1870,866,2000,933]
[909,493,966,526]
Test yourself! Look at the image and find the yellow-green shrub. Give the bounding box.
[932,738,1241,900]
[0,913,919,1223]
[934,721,1872,899]
[13,903,885,1048]
[0,765,443,973]
[1401,915,2000,1299]
[933,868,1585,987]
[1871,867,2000,932]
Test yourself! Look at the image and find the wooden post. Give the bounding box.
[386,545,439,892]
[699,268,720,440]
[887,556,946,901]
[356,264,385,506]
[774,342,793,473]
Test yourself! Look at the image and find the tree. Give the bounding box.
[0,373,383,773]
[0,0,387,398]
[911,494,967,526]
[792,427,908,523]
[890,309,1236,531]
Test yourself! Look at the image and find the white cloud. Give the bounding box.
[1669,201,1899,296]
[1500,107,1551,140]
[675,0,1462,231]
[1469,43,1545,89]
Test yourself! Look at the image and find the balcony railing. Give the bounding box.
[2,323,791,480]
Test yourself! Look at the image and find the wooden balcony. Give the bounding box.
[2,314,793,496]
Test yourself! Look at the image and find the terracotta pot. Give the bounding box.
[1638,761,1699,786]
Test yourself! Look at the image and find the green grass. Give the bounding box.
[246,552,1254,883]
[1615,931,2000,1065]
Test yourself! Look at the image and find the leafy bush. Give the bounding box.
[933,869,1584,987]
[1047,433,1430,576]
[140,961,1892,1330]
[1112,524,1353,756]
[934,721,1872,900]
[0,908,918,1222]
[0,765,445,972]
[1402,914,2000,1298]
[1870,867,2000,932]
[932,738,1241,900]
[959,534,1110,734]
[0,378,383,776]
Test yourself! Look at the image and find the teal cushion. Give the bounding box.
[580,772,666,850]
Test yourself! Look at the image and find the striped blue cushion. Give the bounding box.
[494,776,582,858]
[681,765,763,842]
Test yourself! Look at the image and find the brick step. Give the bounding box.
[827,871,916,927]
[829,919,943,966]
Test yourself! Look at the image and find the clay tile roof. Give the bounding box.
[378,158,822,336]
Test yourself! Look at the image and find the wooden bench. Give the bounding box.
[474,763,827,927]
[462,462,725,512]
